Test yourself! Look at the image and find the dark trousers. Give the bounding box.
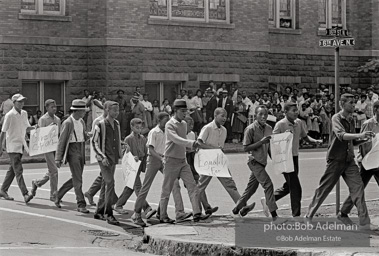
[56,143,86,208]
[307,159,370,225]
[95,162,116,217]
[274,156,301,217]
[87,172,118,204]
[1,153,28,196]
[341,164,379,215]
[235,160,277,212]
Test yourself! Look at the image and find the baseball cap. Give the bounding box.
[12,93,27,102]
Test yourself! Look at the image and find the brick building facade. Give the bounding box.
[0,0,378,114]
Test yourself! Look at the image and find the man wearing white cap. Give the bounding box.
[54,99,90,213]
[0,94,36,203]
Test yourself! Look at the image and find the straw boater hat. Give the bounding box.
[173,99,187,109]
[70,99,88,111]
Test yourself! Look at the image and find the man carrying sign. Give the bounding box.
[197,108,241,216]
[0,94,36,203]
[92,101,122,225]
[270,102,321,218]
[232,106,285,222]
[305,94,378,230]
[338,101,379,226]
[30,99,61,202]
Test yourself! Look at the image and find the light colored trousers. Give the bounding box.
[34,152,58,198]
[160,157,200,220]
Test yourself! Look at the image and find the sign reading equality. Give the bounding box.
[319,38,355,47]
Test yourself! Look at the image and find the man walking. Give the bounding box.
[0,94,35,203]
[55,99,90,213]
[305,94,378,230]
[30,99,61,202]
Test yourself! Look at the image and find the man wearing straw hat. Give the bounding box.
[54,99,90,213]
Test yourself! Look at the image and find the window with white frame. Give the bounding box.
[21,0,66,16]
[269,0,297,29]
[150,0,230,23]
[22,81,65,115]
[319,0,346,29]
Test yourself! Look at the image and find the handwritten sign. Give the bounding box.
[194,149,231,177]
[29,125,59,156]
[270,132,294,174]
[362,135,379,170]
[121,152,141,189]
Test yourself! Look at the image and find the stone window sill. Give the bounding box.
[269,28,302,35]
[18,13,72,22]
[148,18,235,29]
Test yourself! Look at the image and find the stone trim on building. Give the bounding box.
[197,74,240,82]
[317,77,352,85]
[269,76,301,84]
[142,73,189,81]
[18,71,72,81]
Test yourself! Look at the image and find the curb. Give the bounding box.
[144,231,330,256]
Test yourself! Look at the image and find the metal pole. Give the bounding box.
[335,46,340,215]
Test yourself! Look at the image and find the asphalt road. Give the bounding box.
[0,149,378,254]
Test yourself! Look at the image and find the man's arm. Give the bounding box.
[149,145,162,160]
[332,115,373,141]
[0,132,5,156]
[166,123,195,149]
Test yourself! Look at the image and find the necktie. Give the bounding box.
[218,98,222,107]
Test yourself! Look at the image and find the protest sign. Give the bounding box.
[194,149,231,177]
[90,144,97,163]
[270,132,294,174]
[121,152,141,189]
[29,125,59,156]
[362,135,379,170]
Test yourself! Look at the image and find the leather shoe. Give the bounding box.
[0,190,14,201]
[77,207,90,213]
[205,206,219,216]
[132,213,146,227]
[54,198,62,208]
[84,192,96,206]
[94,213,105,221]
[160,217,175,224]
[31,180,38,197]
[145,208,157,219]
[239,202,255,217]
[24,193,33,204]
[193,213,211,222]
[106,215,120,225]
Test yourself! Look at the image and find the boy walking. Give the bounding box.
[159,99,206,223]
[92,101,122,225]
[55,99,90,213]
[0,94,35,203]
[197,108,241,216]
[31,99,61,202]
[305,94,378,230]
[131,112,192,226]
[113,118,155,218]
[232,106,285,223]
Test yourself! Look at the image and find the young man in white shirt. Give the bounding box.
[0,94,36,203]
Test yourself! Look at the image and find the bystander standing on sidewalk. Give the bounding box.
[0,94,36,203]
[54,99,90,213]
[305,94,379,231]
[30,99,61,202]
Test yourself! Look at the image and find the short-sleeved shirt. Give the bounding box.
[243,121,272,166]
[2,107,31,153]
[273,117,307,156]
[327,111,356,162]
[38,113,61,132]
[198,120,227,148]
[147,125,165,156]
[125,132,147,160]
[0,99,14,115]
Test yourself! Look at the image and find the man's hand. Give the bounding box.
[134,156,139,162]
[260,136,271,145]
[285,129,293,133]
[102,157,109,167]
[315,139,323,145]
[361,131,375,139]
[55,160,61,168]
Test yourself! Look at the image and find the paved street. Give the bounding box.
[1,149,379,255]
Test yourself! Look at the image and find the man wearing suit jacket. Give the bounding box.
[55,99,90,213]
[205,88,218,123]
[221,90,234,142]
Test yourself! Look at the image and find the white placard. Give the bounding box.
[90,144,97,164]
[194,149,231,178]
[270,132,294,174]
[121,152,141,189]
[29,125,59,156]
[362,135,379,170]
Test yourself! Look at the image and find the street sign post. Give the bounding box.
[319,27,355,215]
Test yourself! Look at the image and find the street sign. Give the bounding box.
[326,28,349,37]
[319,38,355,47]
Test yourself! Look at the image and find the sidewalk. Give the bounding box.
[143,200,379,256]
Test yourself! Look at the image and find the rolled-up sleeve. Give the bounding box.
[332,114,345,141]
